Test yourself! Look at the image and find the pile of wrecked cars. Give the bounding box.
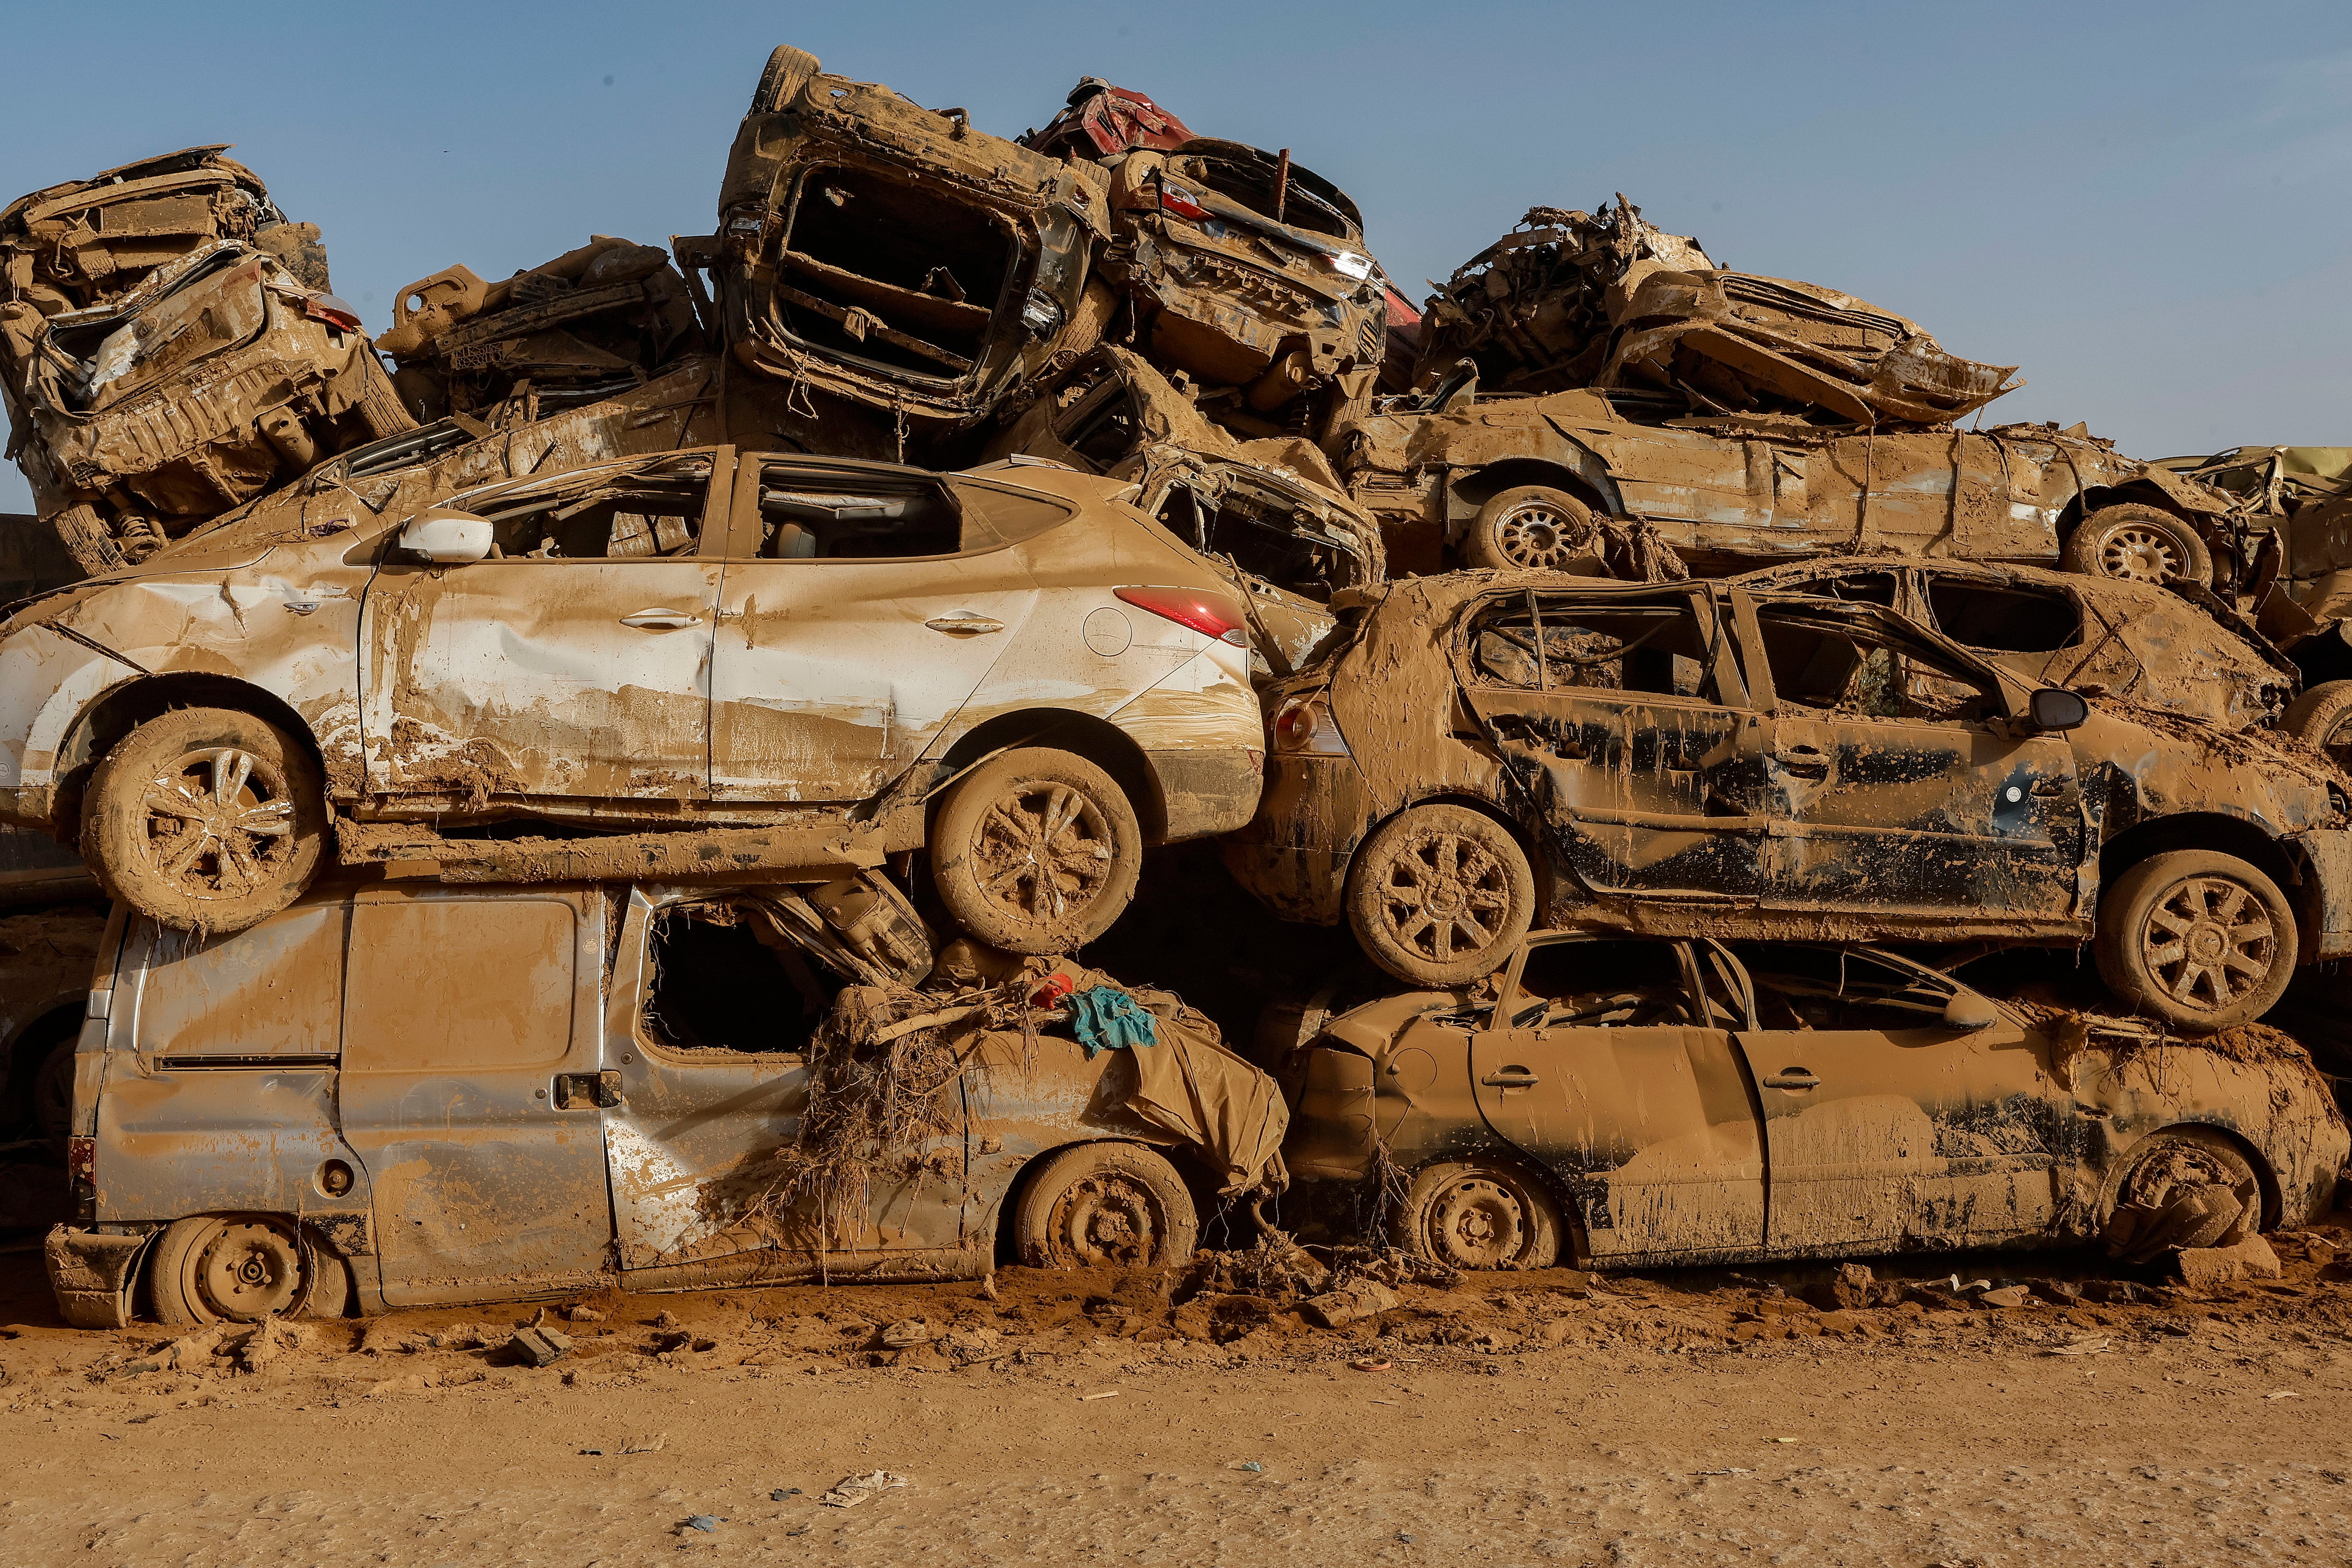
[4,43,2348,1332]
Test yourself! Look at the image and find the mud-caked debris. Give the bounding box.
[508,1326,574,1367]
[1302,1280,1399,1329]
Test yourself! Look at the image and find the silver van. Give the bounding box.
[45,878,1252,1328]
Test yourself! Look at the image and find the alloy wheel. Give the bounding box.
[138,747,298,904]
[2138,874,2278,1015]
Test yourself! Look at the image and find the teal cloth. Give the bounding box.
[1068,985,1159,1058]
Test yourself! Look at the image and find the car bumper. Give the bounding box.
[45,1225,153,1330]
[0,785,58,833]
[1220,751,1373,927]
[1144,746,1263,843]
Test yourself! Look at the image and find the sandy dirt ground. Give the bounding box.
[3,1235,2350,1568]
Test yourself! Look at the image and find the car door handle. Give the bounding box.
[1775,746,1831,772]
[926,613,1004,636]
[620,608,701,630]
[1480,1067,1541,1089]
[1763,1068,1820,1090]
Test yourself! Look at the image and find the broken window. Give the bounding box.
[1751,603,1999,722]
[1509,939,1694,1028]
[1154,478,1349,603]
[465,455,713,560]
[1736,945,1960,1033]
[641,900,829,1056]
[1923,578,2082,654]
[1466,594,1719,699]
[772,164,1015,378]
[745,461,1068,559]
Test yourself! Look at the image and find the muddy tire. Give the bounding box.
[82,708,325,937]
[2059,504,2213,588]
[1463,486,1601,573]
[930,748,1142,954]
[1394,1161,1564,1271]
[1345,804,1535,986]
[2094,850,2296,1033]
[2100,1126,2263,1265]
[148,1214,310,1328]
[1013,1142,1199,1269]
[751,46,820,113]
[2282,680,2352,770]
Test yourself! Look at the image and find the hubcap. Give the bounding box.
[2138,874,2277,1014]
[1051,1173,1161,1266]
[1425,1176,1527,1270]
[1375,828,1512,964]
[1494,502,1592,571]
[193,1220,304,1321]
[139,747,297,902]
[2096,525,2181,584]
[971,782,1115,927]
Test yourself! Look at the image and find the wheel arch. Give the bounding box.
[1446,458,1614,526]
[2097,812,2312,962]
[53,674,328,837]
[936,708,1166,843]
[2099,1120,2282,1233]
[1399,1147,1593,1269]
[988,1133,1189,1266]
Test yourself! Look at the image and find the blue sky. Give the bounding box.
[4,0,2348,513]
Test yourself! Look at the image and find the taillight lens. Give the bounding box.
[303,293,365,332]
[1159,182,1210,222]
[1116,585,1249,646]
[1273,693,1349,755]
[67,1136,95,1186]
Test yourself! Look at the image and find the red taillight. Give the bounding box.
[67,1136,94,1186]
[1116,585,1249,646]
[1159,181,1210,222]
[303,293,365,332]
[1275,701,1319,747]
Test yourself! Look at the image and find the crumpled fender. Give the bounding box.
[2122,461,2233,518]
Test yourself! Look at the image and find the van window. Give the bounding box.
[343,899,574,1070]
[641,901,827,1056]
[136,903,347,1062]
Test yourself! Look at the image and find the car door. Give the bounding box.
[1733,590,2084,925]
[1731,944,2065,1251]
[1455,585,1769,901]
[337,887,615,1307]
[705,457,1048,802]
[358,450,730,804]
[1467,935,1765,1261]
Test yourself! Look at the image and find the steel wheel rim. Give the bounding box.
[1049,1172,1162,1266]
[191,1219,304,1321]
[2139,874,2277,1013]
[1494,503,1589,571]
[138,746,298,903]
[1376,827,1512,964]
[1425,1176,1526,1269]
[972,781,1115,925]
[2097,525,2180,584]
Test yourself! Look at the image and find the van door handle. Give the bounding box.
[1480,1067,1540,1089]
[926,613,1004,636]
[554,1070,623,1109]
[1763,1068,1820,1090]
[620,609,701,630]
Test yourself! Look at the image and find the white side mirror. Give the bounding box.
[398,508,493,564]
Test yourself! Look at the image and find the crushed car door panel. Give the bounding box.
[1459,588,1767,901]
[358,452,730,804]
[337,889,614,1306]
[708,460,1045,801]
[1468,937,1764,1259]
[1740,596,2082,923]
[1735,946,2061,1250]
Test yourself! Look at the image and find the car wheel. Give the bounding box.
[751,45,820,113]
[930,748,1143,954]
[1344,804,1535,986]
[1463,486,1603,573]
[148,1214,310,1328]
[2281,680,2352,770]
[2100,1126,2262,1265]
[82,708,326,937]
[1394,1161,1564,1271]
[1013,1143,1200,1269]
[2058,504,2213,588]
[2094,850,2296,1033]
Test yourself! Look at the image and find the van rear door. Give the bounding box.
[337,887,615,1307]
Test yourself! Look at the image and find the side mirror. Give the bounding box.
[398,508,493,564]
[2027,687,2089,732]
[1942,990,2001,1031]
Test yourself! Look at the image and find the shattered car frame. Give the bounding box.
[1280,929,2345,1270]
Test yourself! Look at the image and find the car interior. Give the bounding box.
[640,899,836,1055]
[1507,939,1695,1028]
[463,456,713,559]
[1468,594,1719,699]
[1750,603,1999,722]
[1154,475,1348,602]
[1734,944,1964,1032]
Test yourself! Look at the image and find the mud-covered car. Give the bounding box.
[0,448,1271,951]
[1279,930,2346,1271]
[1341,386,2237,585]
[0,149,412,575]
[1225,572,2352,1031]
[1731,556,2297,732]
[44,878,1285,1327]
